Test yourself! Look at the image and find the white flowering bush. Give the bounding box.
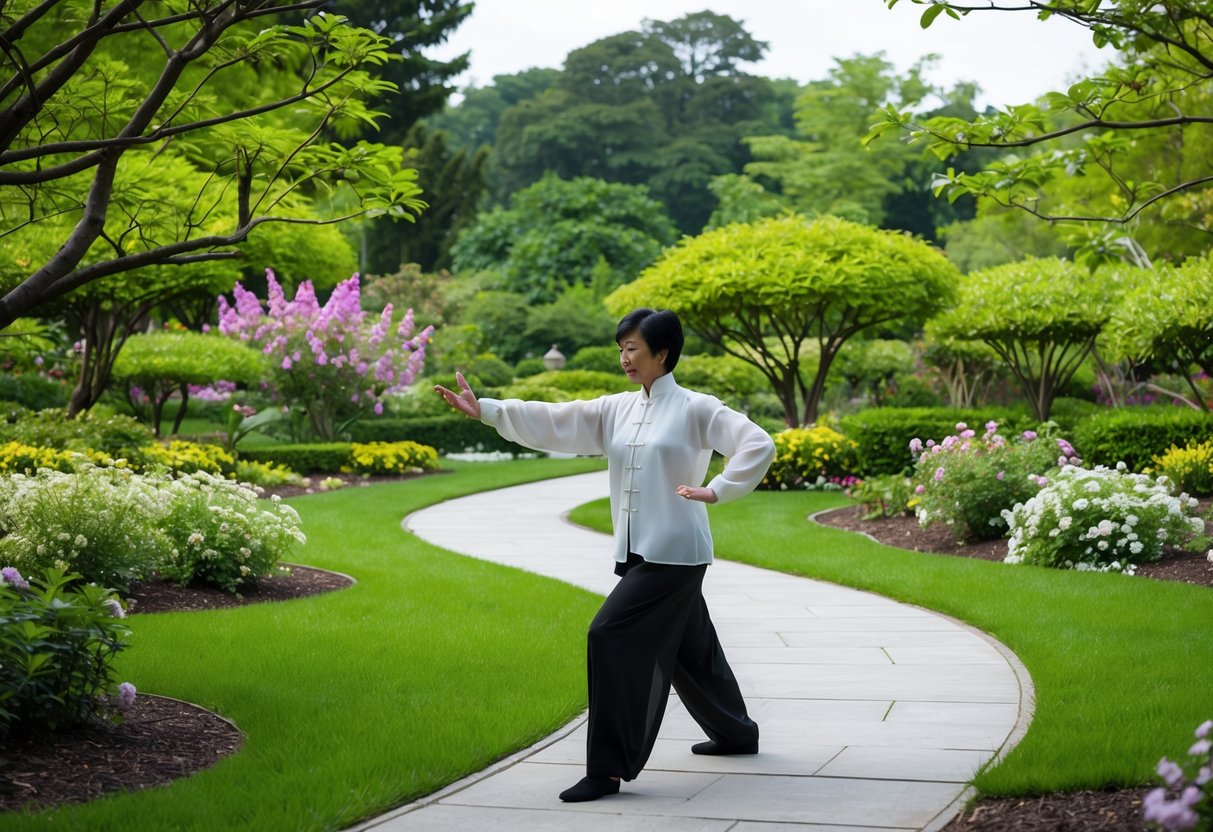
[0,463,164,589]
[0,462,306,594]
[156,470,305,594]
[1144,718,1212,831]
[1002,463,1205,572]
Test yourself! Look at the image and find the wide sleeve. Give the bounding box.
[478,396,609,457]
[701,401,776,505]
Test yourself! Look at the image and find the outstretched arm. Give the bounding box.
[434,371,481,420]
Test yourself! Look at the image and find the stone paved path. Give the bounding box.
[351,470,1033,832]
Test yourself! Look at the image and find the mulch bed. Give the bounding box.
[1,563,354,814]
[812,504,1211,830]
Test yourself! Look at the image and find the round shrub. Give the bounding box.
[761,426,859,491]
[513,357,547,378]
[911,421,1077,542]
[0,464,163,589]
[349,441,439,475]
[0,566,133,738]
[567,345,621,373]
[156,471,306,594]
[1003,464,1205,572]
[1152,439,1213,497]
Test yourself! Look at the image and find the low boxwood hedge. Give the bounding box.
[347,416,518,455]
[1071,407,1213,471]
[238,443,354,474]
[839,407,1037,475]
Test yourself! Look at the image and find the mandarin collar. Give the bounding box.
[642,372,678,400]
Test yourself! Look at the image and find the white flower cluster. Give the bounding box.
[1001,464,1203,572]
[0,463,305,591]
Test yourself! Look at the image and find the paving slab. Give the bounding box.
[350,470,1033,832]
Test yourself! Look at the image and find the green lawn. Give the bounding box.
[570,492,1213,795]
[2,458,606,832]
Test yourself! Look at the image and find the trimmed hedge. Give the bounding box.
[0,373,68,410]
[346,415,519,456]
[238,443,354,474]
[1071,407,1213,472]
[840,407,1037,476]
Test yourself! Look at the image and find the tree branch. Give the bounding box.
[993,174,1213,224]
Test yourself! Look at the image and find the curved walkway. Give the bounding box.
[354,470,1032,832]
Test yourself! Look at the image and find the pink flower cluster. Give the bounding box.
[217,270,433,428]
[1144,719,1212,831]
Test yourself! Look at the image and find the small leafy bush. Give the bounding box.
[912,421,1076,542]
[156,471,306,594]
[839,407,1033,475]
[0,566,134,738]
[238,443,354,474]
[1003,464,1204,572]
[1143,718,1212,832]
[0,407,153,461]
[347,416,518,455]
[1152,439,1213,497]
[233,459,302,488]
[0,441,91,474]
[674,354,768,404]
[848,473,916,519]
[761,426,859,491]
[0,464,163,589]
[349,441,439,475]
[1072,407,1213,471]
[142,440,236,475]
[0,372,68,411]
[567,345,620,373]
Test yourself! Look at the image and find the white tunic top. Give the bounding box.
[478,373,776,567]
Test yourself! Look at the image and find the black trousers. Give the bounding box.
[585,554,758,780]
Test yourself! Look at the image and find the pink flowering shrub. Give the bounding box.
[1144,718,1212,831]
[218,270,433,441]
[911,421,1078,542]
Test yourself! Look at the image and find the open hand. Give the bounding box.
[434,371,480,420]
[675,485,717,504]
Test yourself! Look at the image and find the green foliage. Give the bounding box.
[233,459,303,489]
[608,214,960,424]
[522,285,618,361]
[1152,439,1213,497]
[425,68,562,153]
[0,408,153,462]
[346,416,519,455]
[1004,465,1205,571]
[839,406,1035,475]
[349,442,440,475]
[674,354,769,405]
[928,258,1118,420]
[0,567,131,738]
[0,464,161,588]
[238,444,356,475]
[568,346,622,373]
[0,373,68,411]
[874,1,1213,248]
[911,421,1073,542]
[848,473,916,519]
[495,370,633,403]
[450,175,678,303]
[513,357,547,378]
[142,441,236,476]
[0,5,427,328]
[1072,407,1213,471]
[1102,258,1213,402]
[154,471,305,594]
[760,426,859,491]
[112,332,267,435]
[833,339,917,406]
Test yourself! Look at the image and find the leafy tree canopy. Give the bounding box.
[606,214,959,425]
[0,3,426,330]
[871,0,1213,254]
[450,175,678,303]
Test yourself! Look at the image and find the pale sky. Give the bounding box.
[430,0,1111,109]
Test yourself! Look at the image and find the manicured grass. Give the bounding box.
[2,457,606,832]
[569,492,1213,796]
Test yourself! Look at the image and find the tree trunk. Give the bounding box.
[171,383,190,435]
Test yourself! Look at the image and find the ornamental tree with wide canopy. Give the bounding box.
[606,215,959,426]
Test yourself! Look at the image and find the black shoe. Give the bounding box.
[691,740,759,756]
[558,776,620,803]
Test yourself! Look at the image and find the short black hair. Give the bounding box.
[615,308,684,372]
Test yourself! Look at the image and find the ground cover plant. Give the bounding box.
[569,492,1213,797]
[0,457,605,831]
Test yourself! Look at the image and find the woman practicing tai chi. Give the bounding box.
[435,308,775,803]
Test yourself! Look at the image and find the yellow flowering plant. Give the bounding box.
[761,426,859,491]
[349,441,439,476]
[1152,439,1213,497]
